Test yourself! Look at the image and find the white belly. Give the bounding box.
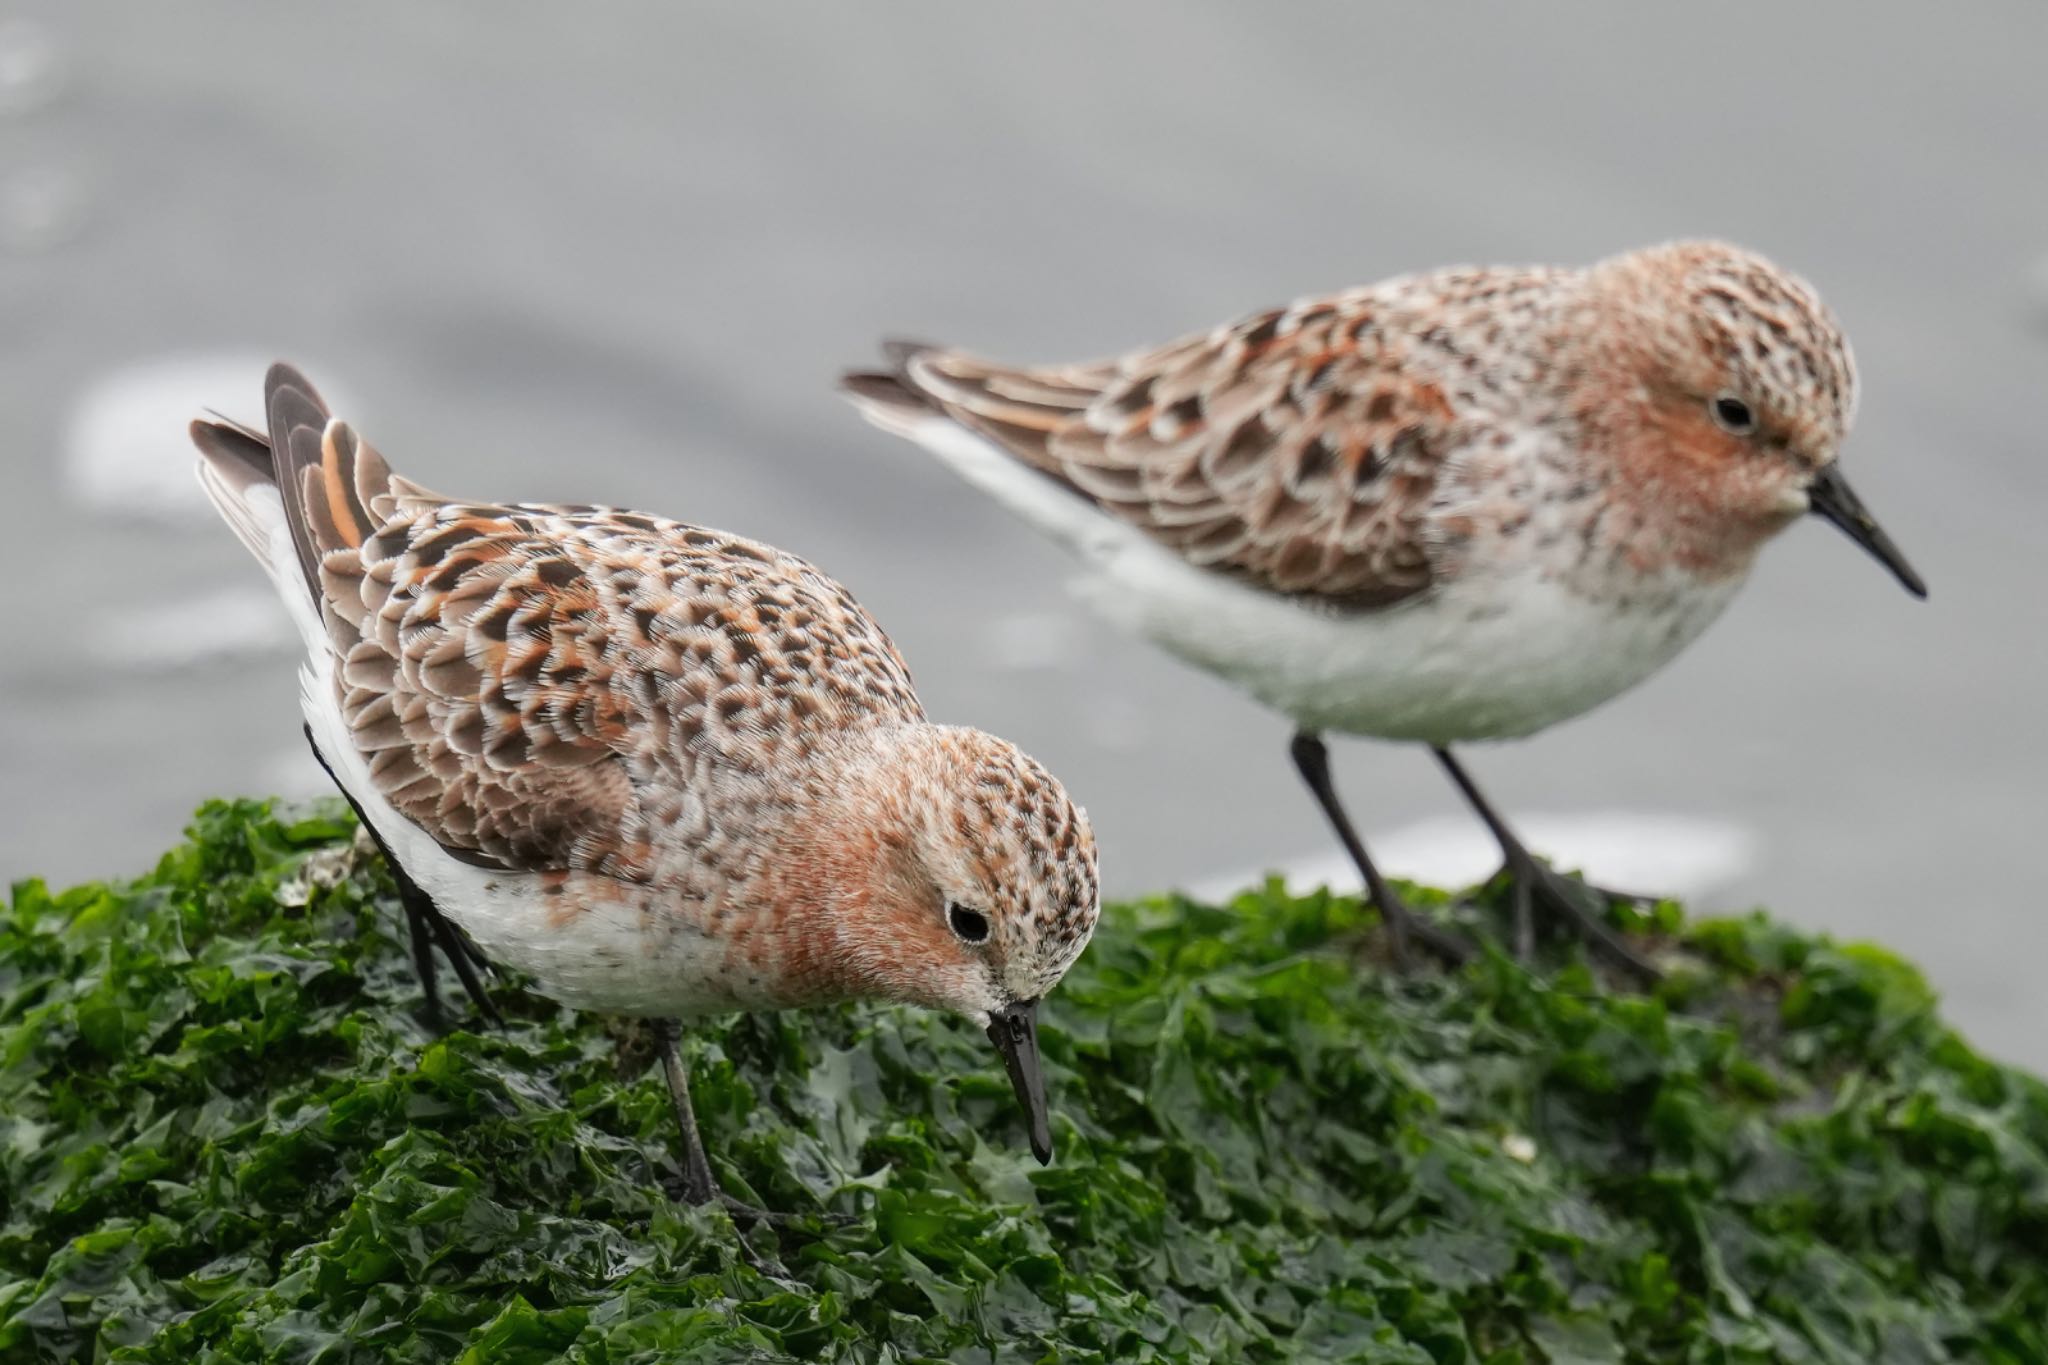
[873,410,1746,746]
[430,874,766,1020]
[302,670,772,1019]
[1081,541,1745,742]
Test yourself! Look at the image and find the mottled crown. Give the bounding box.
[1593,240,1858,461]
[793,722,1099,1017]
[943,731,1100,1002]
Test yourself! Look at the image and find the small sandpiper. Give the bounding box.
[193,364,1099,1217]
[844,241,1924,976]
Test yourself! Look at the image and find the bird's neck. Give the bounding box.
[1544,308,1794,585]
[715,726,928,1007]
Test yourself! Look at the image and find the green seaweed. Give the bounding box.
[2,799,2043,1363]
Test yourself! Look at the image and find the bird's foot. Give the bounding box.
[673,1166,852,1230]
[1488,855,1661,983]
[708,1193,851,1229]
[1370,889,1476,972]
[682,1189,794,1276]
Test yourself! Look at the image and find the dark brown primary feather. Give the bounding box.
[199,365,926,880]
[189,411,273,485]
[850,301,1465,609]
[190,411,281,562]
[263,364,340,595]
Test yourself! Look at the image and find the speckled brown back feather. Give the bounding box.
[855,298,1478,609]
[200,364,925,879]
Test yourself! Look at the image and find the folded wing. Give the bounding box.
[845,297,1464,610]
[194,365,922,881]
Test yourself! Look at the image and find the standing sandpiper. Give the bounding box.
[843,241,1924,976]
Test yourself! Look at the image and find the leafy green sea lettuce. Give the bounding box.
[3,800,2043,1362]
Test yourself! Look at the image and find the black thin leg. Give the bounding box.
[652,1020,822,1228]
[655,1020,721,1206]
[1431,746,1660,981]
[1289,732,1472,969]
[302,725,504,1026]
[403,879,447,1026]
[423,893,504,1028]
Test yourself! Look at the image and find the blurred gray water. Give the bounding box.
[2,5,2043,1064]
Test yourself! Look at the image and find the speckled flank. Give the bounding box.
[192,365,1100,1023]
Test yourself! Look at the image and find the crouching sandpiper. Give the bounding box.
[193,364,1099,1219]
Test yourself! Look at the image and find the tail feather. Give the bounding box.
[190,410,273,483]
[842,336,1107,451]
[190,413,279,563]
[190,392,331,664]
[193,362,409,618]
[841,340,1139,562]
[841,339,947,440]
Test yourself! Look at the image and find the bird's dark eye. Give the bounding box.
[1711,395,1758,434]
[947,903,990,944]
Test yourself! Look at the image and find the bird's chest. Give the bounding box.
[1212,567,1741,742]
[1092,504,1747,744]
[425,862,815,1020]
[1273,451,1755,742]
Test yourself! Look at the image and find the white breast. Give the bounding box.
[434,876,773,1020]
[884,412,1747,744]
[1080,543,1745,743]
[306,701,785,1021]
[297,659,752,1018]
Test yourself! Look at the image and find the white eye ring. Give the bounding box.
[1711,393,1758,435]
[947,903,990,944]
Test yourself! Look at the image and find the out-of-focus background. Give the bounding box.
[3,6,2043,1062]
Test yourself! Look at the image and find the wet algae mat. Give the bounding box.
[3,801,2044,1363]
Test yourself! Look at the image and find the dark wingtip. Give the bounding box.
[187,415,226,452]
[189,414,275,482]
[838,369,928,410]
[264,360,320,400]
[264,362,334,435]
[840,340,947,412]
[879,337,939,370]
[260,362,336,595]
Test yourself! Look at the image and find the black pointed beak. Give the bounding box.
[984,998,1053,1164]
[1806,465,1926,599]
